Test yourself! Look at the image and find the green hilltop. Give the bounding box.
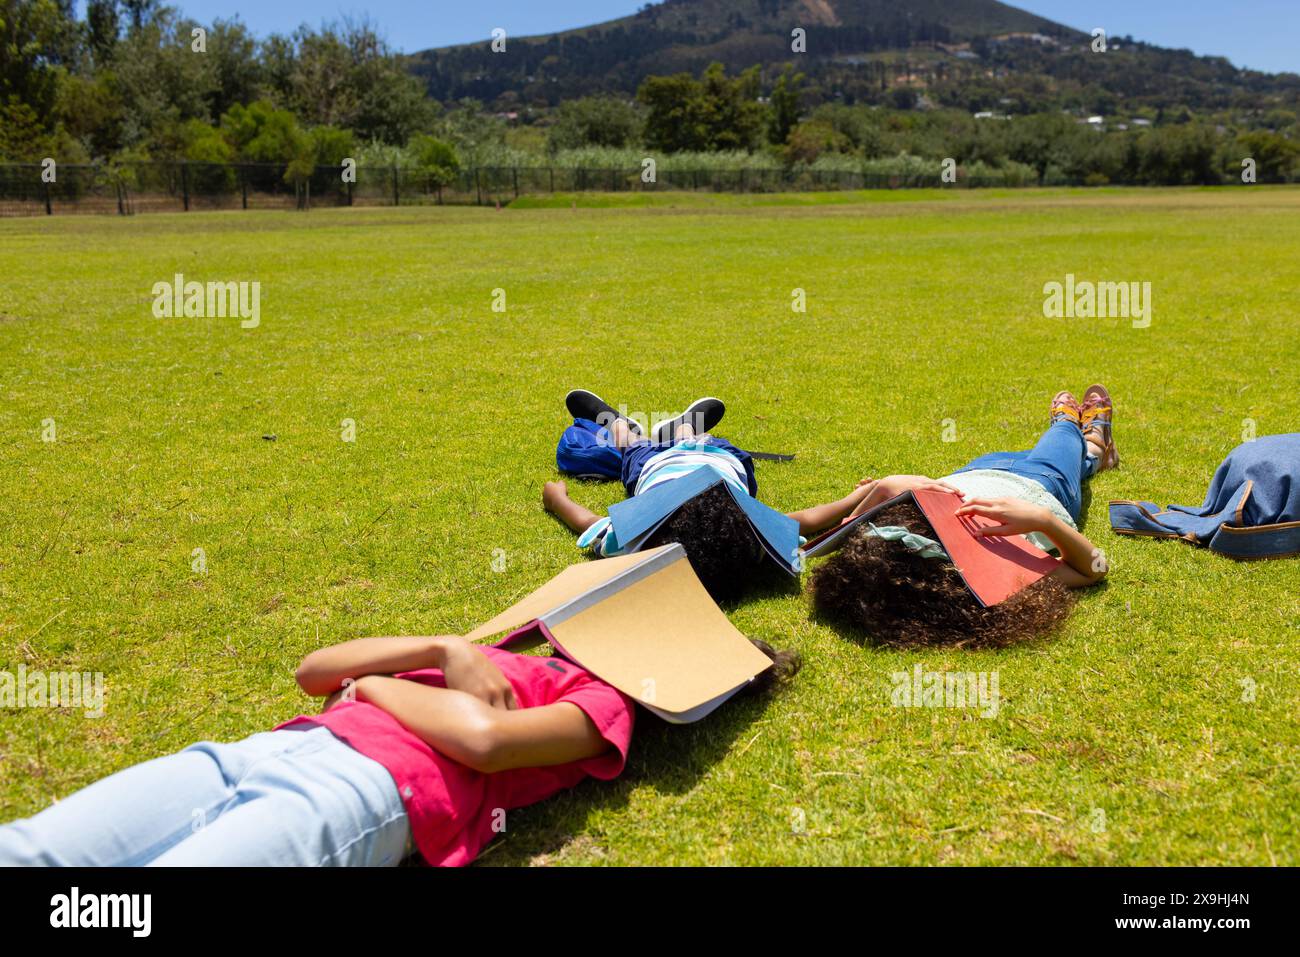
[409,0,1297,113]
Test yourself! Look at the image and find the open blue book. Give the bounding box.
[606,467,803,576]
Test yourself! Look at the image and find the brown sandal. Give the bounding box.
[1081,383,1119,470]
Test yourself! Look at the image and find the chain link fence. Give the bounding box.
[0,161,1030,217]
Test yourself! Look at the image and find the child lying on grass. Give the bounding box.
[811,386,1118,648]
[544,389,882,600]
[0,633,798,867]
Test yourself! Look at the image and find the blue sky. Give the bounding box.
[166,1,1298,74]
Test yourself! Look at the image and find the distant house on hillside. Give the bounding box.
[937,42,980,60]
[990,32,1060,47]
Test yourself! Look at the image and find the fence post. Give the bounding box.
[44,178,53,215]
[513,167,519,199]
[391,163,399,206]
[475,168,482,206]
[181,162,190,211]
[549,167,554,193]
[347,179,353,206]
[240,167,248,209]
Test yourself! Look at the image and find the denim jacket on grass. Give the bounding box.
[1109,433,1300,559]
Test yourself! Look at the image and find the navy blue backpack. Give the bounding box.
[555,417,623,480]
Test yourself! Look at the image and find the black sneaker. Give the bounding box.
[564,389,642,435]
[652,397,726,444]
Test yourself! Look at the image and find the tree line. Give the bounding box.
[1,2,440,169]
[2,2,1296,188]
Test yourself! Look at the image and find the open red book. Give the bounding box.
[802,488,1062,607]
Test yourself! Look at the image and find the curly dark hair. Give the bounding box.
[809,500,1074,649]
[643,484,768,602]
[742,638,802,696]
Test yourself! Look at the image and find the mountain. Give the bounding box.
[408,0,1299,114]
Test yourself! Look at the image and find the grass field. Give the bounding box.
[1,186,1298,865]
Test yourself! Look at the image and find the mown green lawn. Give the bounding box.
[1,186,1297,865]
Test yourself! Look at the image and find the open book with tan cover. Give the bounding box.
[464,544,773,723]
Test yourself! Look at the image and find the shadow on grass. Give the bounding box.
[1077,483,1095,534]
[807,602,878,649]
[721,559,804,606]
[807,585,1104,651]
[473,683,779,866]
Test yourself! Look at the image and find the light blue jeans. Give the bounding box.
[0,726,411,866]
[953,420,1098,522]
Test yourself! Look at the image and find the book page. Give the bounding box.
[544,555,773,716]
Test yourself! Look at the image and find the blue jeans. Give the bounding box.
[952,421,1097,522]
[0,726,410,867]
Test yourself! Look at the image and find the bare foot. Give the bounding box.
[1084,432,1107,463]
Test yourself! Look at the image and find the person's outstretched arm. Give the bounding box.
[542,479,602,535]
[787,481,879,536]
[350,676,611,774]
[954,497,1108,588]
[800,475,965,534]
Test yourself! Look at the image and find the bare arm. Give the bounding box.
[787,482,877,536]
[542,480,602,535]
[297,635,517,709]
[1037,516,1108,587]
[350,675,612,774]
[842,475,966,523]
[297,636,446,696]
[954,498,1108,587]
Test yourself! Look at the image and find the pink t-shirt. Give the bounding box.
[276,646,635,866]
